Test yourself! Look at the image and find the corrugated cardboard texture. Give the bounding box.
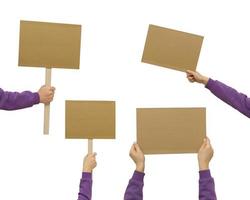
[65,101,115,139]
[137,108,206,154]
[142,24,204,72]
[18,20,81,69]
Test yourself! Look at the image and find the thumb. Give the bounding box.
[205,137,212,147]
[199,138,207,150]
[134,143,141,151]
[130,144,135,153]
[135,144,144,155]
[186,70,194,75]
[51,87,56,91]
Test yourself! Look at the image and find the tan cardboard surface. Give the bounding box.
[18,20,81,69]
[137,107,206,154]
[65,101,115,139]
[142,24,203,72]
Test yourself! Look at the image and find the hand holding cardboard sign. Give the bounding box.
[83,153,97,173]
[198,138,214,170]
[129,143,145,173]
[186,70,209,85]
[38,85,55,104]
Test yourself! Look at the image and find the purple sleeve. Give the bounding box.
[199,170,217,200]
[205,78,250,118]
[124,171,145,200]
[0,88,40,110]
[78,172,92,200]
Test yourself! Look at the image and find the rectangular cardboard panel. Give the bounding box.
[65,101,115,139]
[137,107,206,154]
[18,20,81,69]
[142,24,204,72]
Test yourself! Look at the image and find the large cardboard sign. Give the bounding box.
[137,107,206,154]
[142,24,203,72]
[18,20,81,69]
[65,101,116,139]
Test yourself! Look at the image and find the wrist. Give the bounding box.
[201,77,209,85]
[136,162,145,172]
[199,162,209,171]
[83,167,92,173]
[38,93,42,103]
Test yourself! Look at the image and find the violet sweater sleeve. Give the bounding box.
[124,171,145,200]
[205,78,250,117]
[199,170,217,200]
[78,172,92,200]
[0,88,40,110]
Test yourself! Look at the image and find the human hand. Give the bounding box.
[198,138,214,171]
[129,143,145,172]
[83,153,97,173]
[38,85,55,104]
[186,70,209,85]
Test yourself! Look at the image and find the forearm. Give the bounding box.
[199,170,217,200]
[205,78,250,117]
[124,171,145,200]
[0,89,40,110]
[78,172,92,200]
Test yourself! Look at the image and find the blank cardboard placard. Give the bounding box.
[137,108,206,154]
[142,24,204,72]
[65,101,116,139]
[18,20,81,69]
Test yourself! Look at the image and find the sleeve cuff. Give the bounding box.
[199,169,212,179]
[33,92,40,104]
[82,172,92,180]
[205,78,214,89]
[132,171,145,182]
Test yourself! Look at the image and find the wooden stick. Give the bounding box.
[88,139,94,174]
[88,139,93,154]
[44,68,52,135]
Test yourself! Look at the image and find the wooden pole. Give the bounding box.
[44,68,52,135]
[88,139,93,154]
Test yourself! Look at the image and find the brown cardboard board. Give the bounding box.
[137,107,206,154]
[65,101,116,139]
[18,20,81,69]
[142,24,204,72]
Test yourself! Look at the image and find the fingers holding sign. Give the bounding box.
[38,85,56,104]
[83,153,97,173]
[198,137,214,171]
[129,143,145,173]
[186,70,209,85]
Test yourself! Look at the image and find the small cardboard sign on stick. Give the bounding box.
[65,101,116,153]
[18,20,81,135]
[137,107,206,154]
[142,24,204,72]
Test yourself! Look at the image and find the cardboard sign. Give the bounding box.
[142,24,204,72]
[65,101,116,139]
[18,20,81,69]
[137,107,206,154]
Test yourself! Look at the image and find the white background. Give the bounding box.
[1,0,250,199]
